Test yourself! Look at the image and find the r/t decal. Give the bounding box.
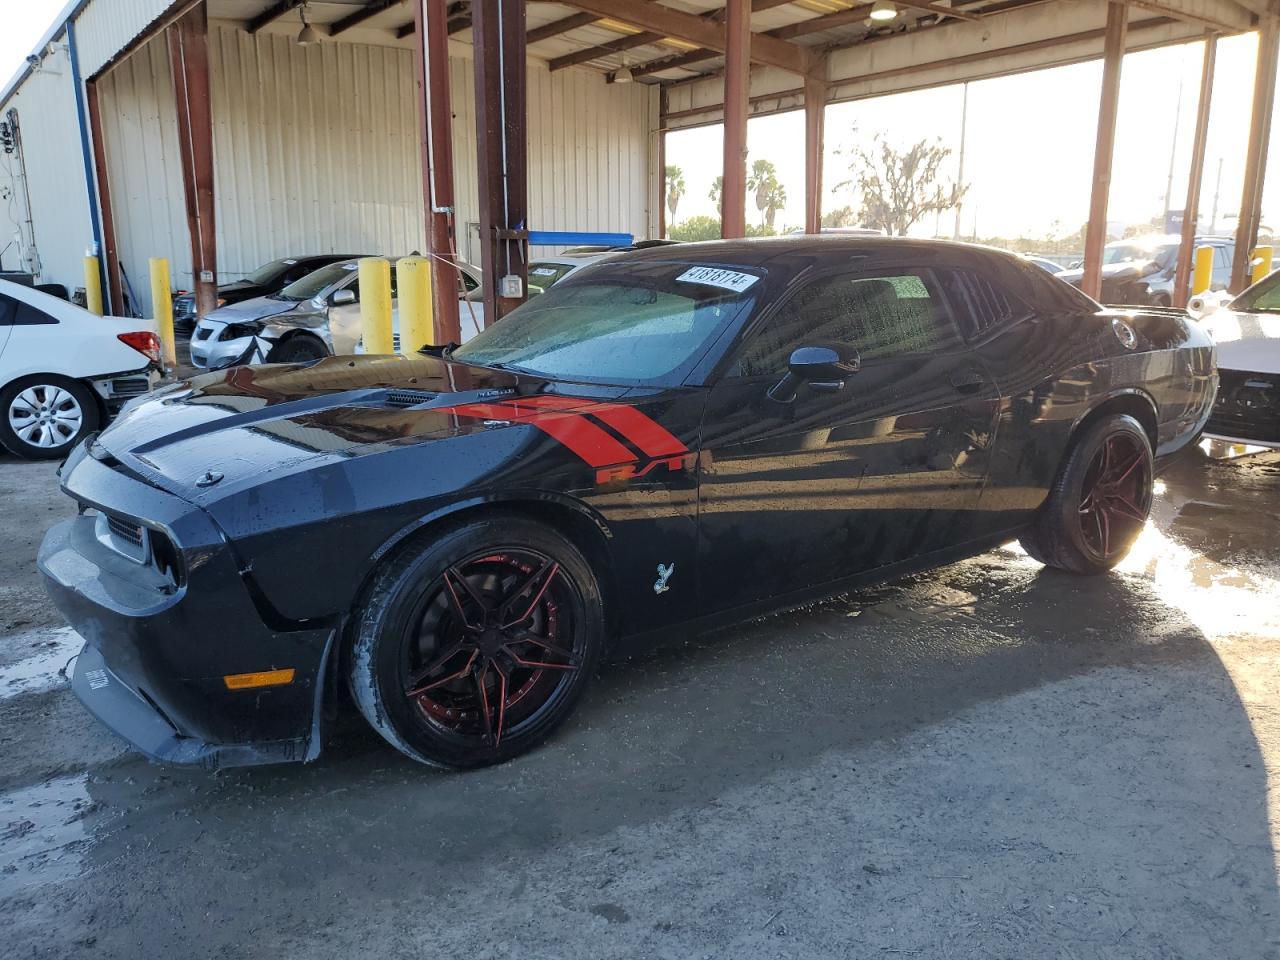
[596,453,696,486]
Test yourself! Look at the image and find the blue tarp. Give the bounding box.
[527,231,633,248]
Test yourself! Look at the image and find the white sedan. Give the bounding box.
[0,280,160,459]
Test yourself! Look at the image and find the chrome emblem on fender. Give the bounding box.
[654,563,675,595]
[1112,318,1138,350]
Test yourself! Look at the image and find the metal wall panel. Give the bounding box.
[209,25,426,276]
[75,0,181,78]
[36,20,658,313]
[95,33,190,315]
[0,46,94,296]
[205,25,657,275]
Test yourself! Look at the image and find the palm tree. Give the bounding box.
[747,160,773,225]
[665,165,685,222]
[709,176,724,217]
[762,182,787,231]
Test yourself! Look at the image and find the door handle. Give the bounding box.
[950,369,987,394]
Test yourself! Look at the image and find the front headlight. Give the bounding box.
[221,322,262,341]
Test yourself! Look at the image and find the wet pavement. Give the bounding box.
[0,446,1277,958]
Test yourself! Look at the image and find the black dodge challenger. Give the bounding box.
[38,238,1216,770]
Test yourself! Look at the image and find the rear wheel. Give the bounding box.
[1020,413,1154,574]
[349,516,603,768]
[0,376,100,460]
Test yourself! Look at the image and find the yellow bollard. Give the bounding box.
[1252,245,1274,285]
[149,257,176,371]
[358,257,394,355]
[1191,246,1214,295]
[396,256,434,354]
[83,256,103,316]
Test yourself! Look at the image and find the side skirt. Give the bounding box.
[611,526,1030,659]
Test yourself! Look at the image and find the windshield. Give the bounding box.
[245,258,296,286]
[527,262,579,295]
[1103,240,1176,268]
[278,261,357,301]
[450,261,762,385]
[1231,269,1280,313]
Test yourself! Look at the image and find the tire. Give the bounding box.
[1019,413,1154,575]
[269,335,329,364]
[348,515,604,769]
[0,375,100,460]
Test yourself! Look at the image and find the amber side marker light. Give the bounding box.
[223,668,295,690]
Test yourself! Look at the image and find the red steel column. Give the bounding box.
[1081,1,1128,301]
[658,87,668,240]
[167,3,217,319]
[803,63,827,235]
[472,0,529,323]
[1232,18,1280,292]
[721,0,749,239]
[414,0,462,343]
[85,80,124,316]
[1174,36,1217,308]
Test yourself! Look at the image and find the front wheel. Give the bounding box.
[1020,413,1154,574]
[0,376,100,460]
[348,515,603,768]
[269,334,329,364]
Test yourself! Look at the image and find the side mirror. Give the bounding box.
[768,343,861,403]
[332,289,356,306]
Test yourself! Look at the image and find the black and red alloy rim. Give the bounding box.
[1078,433,1151,560]
[403,549,582,747]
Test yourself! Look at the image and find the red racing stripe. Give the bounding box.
[442,400,636,468]
[517,396,688,459]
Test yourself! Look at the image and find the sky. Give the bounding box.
[0,0,66,97]
[1,2,1275,243]
[667,32,1274,242]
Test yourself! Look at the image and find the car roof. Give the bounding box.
[609,234,1025,269]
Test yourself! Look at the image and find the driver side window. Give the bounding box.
[733,269,958,377]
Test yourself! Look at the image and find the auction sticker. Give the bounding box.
[675,266,759,293]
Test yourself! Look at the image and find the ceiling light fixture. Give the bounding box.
[869,0,898,21]
[297,3,320,46]
[613,64,634,84]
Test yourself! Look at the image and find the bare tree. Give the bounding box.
[837,136,967,236]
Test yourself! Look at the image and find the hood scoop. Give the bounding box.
[384,389,440,408]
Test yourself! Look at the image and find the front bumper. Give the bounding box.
[188,327,265,370]
[88,366,160,415]
[1204,368,1280,447]
[38,446,336,768]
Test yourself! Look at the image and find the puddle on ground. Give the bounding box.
[0,627,83,701]
[0,774,96,892]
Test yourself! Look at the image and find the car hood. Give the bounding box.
[91,354,632,502]
[1200,309,1280,374]
[1055,260,1155,286]
[215,280,266,300]
[201,294,301,326]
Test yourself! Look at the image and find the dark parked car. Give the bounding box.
[38,238,1216,771]
[173,255,363,332]
[1056,234,1234,306]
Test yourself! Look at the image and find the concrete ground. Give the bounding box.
[0,444,1277,959]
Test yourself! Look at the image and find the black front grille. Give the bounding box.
[1207,369,1280,443]
[106,515,144,548]
[110,377,150,397]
